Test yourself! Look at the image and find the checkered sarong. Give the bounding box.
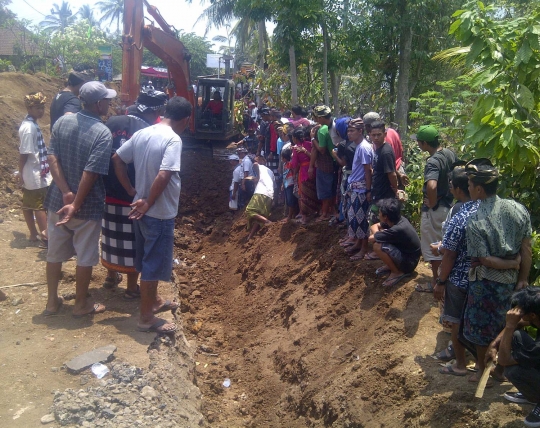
[101,203,137,273]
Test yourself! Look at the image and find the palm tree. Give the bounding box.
[97,0,123,33]
[196,0,270,69]
[39,1,74,34]
[77,4,98,27]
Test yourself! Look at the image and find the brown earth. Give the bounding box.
[0,72,532,427]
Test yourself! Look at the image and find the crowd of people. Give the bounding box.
[228,101,539,427]
[13,72,540,427]
[17,71,189,334]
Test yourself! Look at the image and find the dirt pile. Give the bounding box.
[173,153,528,427]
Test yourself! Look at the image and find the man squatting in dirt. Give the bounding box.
[112,96,192,334]
[244,156,275,241]
[486,287,540,428]
[43,82,116,317]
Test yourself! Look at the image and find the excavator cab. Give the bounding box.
[194,78,237,140]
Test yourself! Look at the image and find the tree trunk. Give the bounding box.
[258,21,265,69]
[321,21,329,106]
[289,45,298,105]
[330,70,340,115]
[395,0,412,135]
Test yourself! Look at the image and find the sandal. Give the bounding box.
[103,272,123,289]
[153,300,179,314]
[434,345,455,362]
[382,273,411,287]
[363,253,380,261]
[328,216,341,226]
[123,286,141,301]
[375,266,391,276]
[415,282,434,293]
[350,252,365,261]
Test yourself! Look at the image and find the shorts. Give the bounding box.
[22,186,48,211]
[284,185,299,209]
[47,212,101,266]
[420,207,449,261]
[316,169,334,200]
[442,281,467,324]
[133,215,175,282]
[380,243,420,274]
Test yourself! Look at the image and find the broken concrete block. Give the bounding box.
[65,344,117,373]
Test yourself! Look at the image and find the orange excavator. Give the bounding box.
[121,0,238,140]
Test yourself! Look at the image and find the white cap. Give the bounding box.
[79,81,117,104]
[228,154,239,161]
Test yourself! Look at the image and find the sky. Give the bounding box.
[9,0,226,43]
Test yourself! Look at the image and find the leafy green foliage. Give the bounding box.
[0,58,12,72]
[450,2,540,228]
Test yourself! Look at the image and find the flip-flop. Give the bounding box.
[137,318,177,334]
[434,345,455,361]
[382,273,411,287]
[42,298,63,317]
[102,273,123,289]
[415,282,434,293]
[314,216,331,223]
[349,252,365,261]
[345,246,362,254]
[340,241,355,247]
[439,365,467,377]
[364,253,380,260]
[123,286,141,301]
[153,300,179,315]
[72,303,106,319]
[375,266,391,276]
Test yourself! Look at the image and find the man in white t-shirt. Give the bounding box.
[18,92,52,246]
[113,96,192,335]
[245,156,275,240]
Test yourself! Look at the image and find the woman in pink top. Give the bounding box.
[290,127,319,224]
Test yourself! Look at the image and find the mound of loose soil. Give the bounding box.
[172,150,528,427]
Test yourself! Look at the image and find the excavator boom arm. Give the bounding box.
[121,0,195,132]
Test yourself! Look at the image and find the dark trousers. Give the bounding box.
[504,330,540,404]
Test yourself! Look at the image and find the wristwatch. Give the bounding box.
[436,278,447,286]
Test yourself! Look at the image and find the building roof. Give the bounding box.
[0,27,39,56]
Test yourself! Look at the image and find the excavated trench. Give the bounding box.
[169,149,522,428]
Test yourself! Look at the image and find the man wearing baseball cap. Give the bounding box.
[415,125,456,293]
[43,81,116,318]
